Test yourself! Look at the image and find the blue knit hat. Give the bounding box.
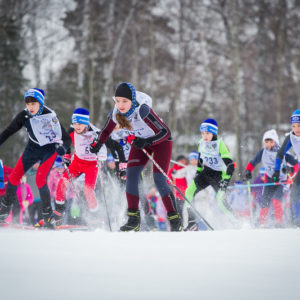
[72,108,90,125]
[291,109,300,124]
[259,167,265,175]
[107,153,114,163]
[24,88,45,106]
[54,156,63,168]
[200,119,218,135]
[188,151,198,161]
[24,88,45,116]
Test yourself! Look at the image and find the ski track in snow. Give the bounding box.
[0,229,299,300]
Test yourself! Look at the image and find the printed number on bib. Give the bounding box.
[204,157,218,165]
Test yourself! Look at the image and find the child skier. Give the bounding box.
[185,119,235,230]
[272,110,300,226]
[0,88,71,227]
[54,108,107,225]
[244,129,298,227]
[90,82,182,231]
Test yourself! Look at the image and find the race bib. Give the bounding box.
[30,108,62,146]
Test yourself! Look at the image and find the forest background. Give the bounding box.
[0,0,299,177]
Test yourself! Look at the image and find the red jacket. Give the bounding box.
[168,164,188,201]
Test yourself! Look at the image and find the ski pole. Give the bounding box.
[246,180,254,225]
[62,160,81,204]
[91,134,112,231]
[228,181,289,189]
[170,159,187,168]
[126,135,214,230]
[96,157,112,232]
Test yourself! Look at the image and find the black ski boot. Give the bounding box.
[120,209,140,232]
[184,220,198,231]
[167,211,183,232]
[0,190,16,222]
[42,206,56,229]
[53,203,65,226]
[0,200,11,222]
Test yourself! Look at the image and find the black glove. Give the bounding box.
[132,137,152,149]
[55,144,66,156]
[272,170,280,182]
[90,141,103,154]
[62,155,71,166]
[197,156,203,169]
[118,169,127,181]
[219,179,229,191]
[244,170,252,181]
[196,155,203,175]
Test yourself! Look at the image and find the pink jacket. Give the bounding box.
[7,183,34,224]
[48,169,64,199]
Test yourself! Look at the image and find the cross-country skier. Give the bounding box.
[272,110,300,226]
[108,126,158,231]
[54,108,107,226]
[185,119,235,230]
[244,129,298,227]
[0,88,71,228]
[90,82,182,231]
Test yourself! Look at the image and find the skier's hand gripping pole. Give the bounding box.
[126,135,214,230]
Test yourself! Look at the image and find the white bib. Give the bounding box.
[198,139,226,171]
[29,107,62,146]
[74,124,107,161]
[112,105,155,139]
[262,148,287,181]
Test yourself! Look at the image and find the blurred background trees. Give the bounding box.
[0,0,299,177]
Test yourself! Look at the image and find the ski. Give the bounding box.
[55,224,89,231]
[0,223,37,230]
[0,222,89,231]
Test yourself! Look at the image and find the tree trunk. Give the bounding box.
[100,0,138,118]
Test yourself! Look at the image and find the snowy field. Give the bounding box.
[0,228,299,300]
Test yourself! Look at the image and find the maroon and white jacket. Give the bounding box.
[98,103,171,146]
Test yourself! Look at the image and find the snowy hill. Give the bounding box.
[0,229,299,300]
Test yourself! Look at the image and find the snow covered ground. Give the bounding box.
[0,228,299,300]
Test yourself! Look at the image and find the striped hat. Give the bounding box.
[188,151,198,161]
[72,108,90,125]
[200,118,218,135]
[107,153,114,162]
[24,88,45,106]
[291,109,300,124]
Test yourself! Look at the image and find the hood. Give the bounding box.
[262,129,279,145]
